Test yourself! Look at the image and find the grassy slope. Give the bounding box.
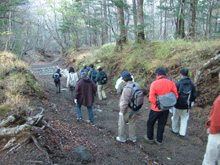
[0,52,43,117]
[69,39,220,107]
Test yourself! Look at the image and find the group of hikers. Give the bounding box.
[52,65,220,165]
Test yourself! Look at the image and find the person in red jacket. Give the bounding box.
[144,67,178,145]
[202,95,220,165]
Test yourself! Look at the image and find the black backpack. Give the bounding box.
[53,73,60,82]
[177,82,192,109]
[99,71,107,84]
[126,83,144,111]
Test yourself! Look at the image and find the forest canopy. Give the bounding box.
[0,0,219,54]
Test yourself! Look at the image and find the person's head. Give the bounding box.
[90,64,94,69]
[155,67,166,76]
[69,67,75,73]
[97,66,102,71]
[180,68,188,77]
[57,68,61,73]
[83,63,87,68]
[81,72,87,78]
[121,70,132,82]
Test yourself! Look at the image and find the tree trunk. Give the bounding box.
[214,10,219,33]
[175,0,186,39]
[132,0,138,40]
[164,0,167,40]
[189,0,197,38]
[159,0,163,39]
[152,0,155,40]
[136,0,145,43]
[205,0,214,39]
[103,0,108,43]
[115,0,126,52]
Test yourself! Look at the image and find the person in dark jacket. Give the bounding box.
[88,64,97,83]
[171,68,197,137]
[52,68,62,94]
[95,66,107,100]
[79,64,90,76]
[144,67,178,145]
[74,72,97,123]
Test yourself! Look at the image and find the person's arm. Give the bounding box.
[95,72,100,82]
[75,73,79,82]
[191,82,197,102]
[149,83,157,105]
[74,82,80,101]
[206,97,220,134]
[66,73,70,87]
[172,82,179,99]
[91,81,97,95]
[120,87,132,113]
[88,70,91,79]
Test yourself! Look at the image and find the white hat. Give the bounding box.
[97,66,101,70]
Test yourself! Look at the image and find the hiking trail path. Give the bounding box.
[28,52,206,165]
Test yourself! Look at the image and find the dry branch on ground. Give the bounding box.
[0,109,54,164]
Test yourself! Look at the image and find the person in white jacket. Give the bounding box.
[67,67,79,101]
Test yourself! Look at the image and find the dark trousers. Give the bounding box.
[147,110,169,143]
[55,81,61,93]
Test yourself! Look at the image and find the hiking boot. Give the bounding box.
[144,135,154,144]
[77,118,82,122]
[179,134,185,138]
[155,139,162,146]
[89,120,95,126]
[127,138,137,143]
[170,129,178,135]
[116,136,126,143]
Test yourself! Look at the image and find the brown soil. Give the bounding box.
[0,50,217,165]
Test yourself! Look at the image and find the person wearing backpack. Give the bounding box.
[66,67,79,101]
[52,68,62,94]
[95,66,107,100]
[80,64,90,76]
[74,72,97,124]
[116,71,143,143]
[88,64,97,83]
[144,67,178,146]
[171,68,197,137]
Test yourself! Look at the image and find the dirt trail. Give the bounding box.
[5,52,208,165]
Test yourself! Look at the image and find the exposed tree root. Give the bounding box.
[0,108,54,164]
[31,135,51,164]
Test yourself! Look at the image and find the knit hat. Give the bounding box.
[180,68,188,76]
[121,71,132,81]
[155,67,166,76]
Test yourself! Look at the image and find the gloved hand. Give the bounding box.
[74,99,77,104]
[119,112,123,116]
[191,102,194,107]
[207,129,210,134]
